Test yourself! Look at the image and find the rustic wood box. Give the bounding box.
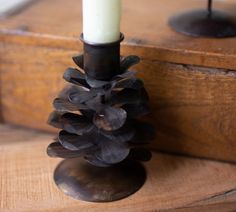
[0,0,236,162]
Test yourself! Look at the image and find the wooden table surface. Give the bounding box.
[1,124,236,212]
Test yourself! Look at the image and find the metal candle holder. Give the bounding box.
[169,0,236,38]
[47,33,154,202]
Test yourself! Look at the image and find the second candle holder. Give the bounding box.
[47,33,154,202]
[169,0,236,38]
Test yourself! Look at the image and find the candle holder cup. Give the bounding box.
[82,34,124,80]
[169,0,236,38]
[47,33,154,202]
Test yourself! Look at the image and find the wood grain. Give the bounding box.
[0,43,69,130]
[1,43,236,162]
[172,202,236,212]
[0,0,236,70]
[0,42,3,123]
[140,61,236,163]
[0,124,236,211]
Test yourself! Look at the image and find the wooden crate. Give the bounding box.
[1,0,236,162]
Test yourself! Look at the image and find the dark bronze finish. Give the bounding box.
[48,32,153,202]
[80,33,124,80]
[169,0,236,38]
[54,158,146,202]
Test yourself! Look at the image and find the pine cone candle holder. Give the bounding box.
[47,34,154,202]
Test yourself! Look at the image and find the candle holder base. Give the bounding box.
[54,158,146,202]
[169,9,236,38]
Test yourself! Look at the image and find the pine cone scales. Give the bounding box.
[47,55,154,167]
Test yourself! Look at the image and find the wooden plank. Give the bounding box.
[1,0,236,70]
[140,61,236,163]
[0,44,3,123]
[1,43,236,162]
[0,124,236,211]
[0,43,69,131]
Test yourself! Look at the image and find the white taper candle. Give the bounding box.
[83,0,121,44]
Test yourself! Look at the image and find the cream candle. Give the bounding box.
[83,0,121,44]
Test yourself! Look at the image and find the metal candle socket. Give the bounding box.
[81,33,124,81]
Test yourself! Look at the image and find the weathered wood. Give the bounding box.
[0,42,3,123]
[1,0,236,70]
[140,61,236,163]
[0,43,69,131]
[173,202,236,212]
[0,84,2,123]
[0,124,236,211]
